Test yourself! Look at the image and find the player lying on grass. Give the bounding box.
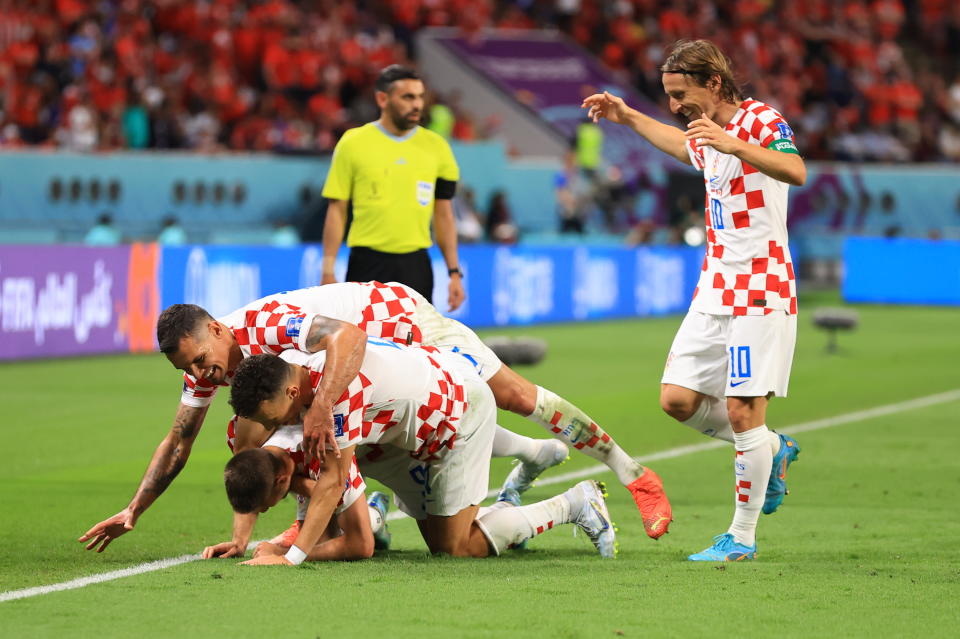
[79,290,580,553]
[207,423,615,562]
[201,425,389,562]
[228,342,617,564]
[80,282,670,554]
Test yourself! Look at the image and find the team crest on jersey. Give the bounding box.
[776,122,794,139]
[285,316,304,338]
[334,414,345,437]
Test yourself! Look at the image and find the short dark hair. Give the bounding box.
[156,304,214,354]
[229,354,291,418]
[376,65,420,93]
[224,448,284,513]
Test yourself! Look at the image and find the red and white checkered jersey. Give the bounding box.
[179,281,424,407]
[281,339,468,462]
[260,424,366,514]
[686,99,798,317]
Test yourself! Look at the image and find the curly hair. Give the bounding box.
[228,354,291,418]
[660,39,743,104]
[156,304,214,354]
[224,448,283,513]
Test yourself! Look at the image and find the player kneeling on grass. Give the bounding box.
[202,425,392,562]
[228,344,617,564]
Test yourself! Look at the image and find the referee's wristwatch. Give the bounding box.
[448,267,462,277]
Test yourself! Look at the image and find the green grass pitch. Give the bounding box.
[1,291,958,637]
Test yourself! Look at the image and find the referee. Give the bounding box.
[320,65,465,311]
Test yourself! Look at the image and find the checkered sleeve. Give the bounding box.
[337,456,367,513]
[686,138,705,170]
[233,300,316,355]
[180,372,218,407]
[331,372,375,449]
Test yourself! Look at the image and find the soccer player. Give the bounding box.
[229,346,617,563]
[201,426,388,562]
[320,65,465,311]
[78,286,574,553]
[582,39,803,561]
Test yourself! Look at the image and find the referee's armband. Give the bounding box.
[435,178,457,200]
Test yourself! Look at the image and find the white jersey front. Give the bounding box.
[686,98,798,317]
[180,282,424,407]
[281,340,473,462]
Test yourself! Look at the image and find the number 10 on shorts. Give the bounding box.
[729,346,751,380]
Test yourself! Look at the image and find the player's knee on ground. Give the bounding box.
[659,386,700,421]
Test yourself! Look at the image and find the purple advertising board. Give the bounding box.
[434,32,674,180]
[0,245,159,360]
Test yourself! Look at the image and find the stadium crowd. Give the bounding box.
[0,0,957,161]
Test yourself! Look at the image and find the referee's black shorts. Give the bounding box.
[346,246,433,302]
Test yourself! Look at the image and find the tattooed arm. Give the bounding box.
[78,403,209,552]
[301,315,366,463]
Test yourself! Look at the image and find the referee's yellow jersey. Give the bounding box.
[322,122,460,253]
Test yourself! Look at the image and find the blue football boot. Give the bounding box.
[763,433,800,515]
[688,533,757,561]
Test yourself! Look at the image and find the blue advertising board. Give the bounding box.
[159,243,703,326]
[843,238,960,305]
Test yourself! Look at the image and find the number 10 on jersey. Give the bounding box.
[711,198,724,229]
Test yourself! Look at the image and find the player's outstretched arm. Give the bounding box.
[202,511,258,559]
[581,91,690,164]
[241,446,356,566]
[300,316,367,462]
[78,403,209,552]
[320,199,347,285]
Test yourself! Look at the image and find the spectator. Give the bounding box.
[555,151,589,234]
[157,216,188,245]
[452,186,484,244]
[270,219,301,247]
[84,213,121,246]
[486,190,518,244]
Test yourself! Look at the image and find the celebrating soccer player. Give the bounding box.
[582,39,803,561]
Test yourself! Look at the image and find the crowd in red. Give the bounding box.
[0,0,957,161]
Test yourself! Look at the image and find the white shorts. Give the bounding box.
[357,369,496,519]
[409,288,503,382]
[661,310,797,398]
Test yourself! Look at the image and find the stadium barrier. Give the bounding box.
[843,237,960,305]
[0,243,702,360]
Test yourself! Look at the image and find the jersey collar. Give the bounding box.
[373,121,419,142]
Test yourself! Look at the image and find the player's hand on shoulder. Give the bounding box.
[77,508,136,552]
[304,403,340,463]
[581,91,628,124]
[202,541,246,559]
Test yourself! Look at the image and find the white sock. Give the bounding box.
[367,505,384,534]
[491,425,540,463]
[682,396,782,455]
[476,493,573,554]
[296,495,309,521]
[528,386,644,486]
[727,425,773,547]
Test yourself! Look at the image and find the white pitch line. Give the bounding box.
[4,388,958,603]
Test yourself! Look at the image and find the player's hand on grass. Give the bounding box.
[241,554,293,566]
[303,401,340,464]
[202,541,246,559]
[253,542,287,559]
[686,114,741,154]
[447,276,465,312]
[581,91,630,125]
[78,509,136,552]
